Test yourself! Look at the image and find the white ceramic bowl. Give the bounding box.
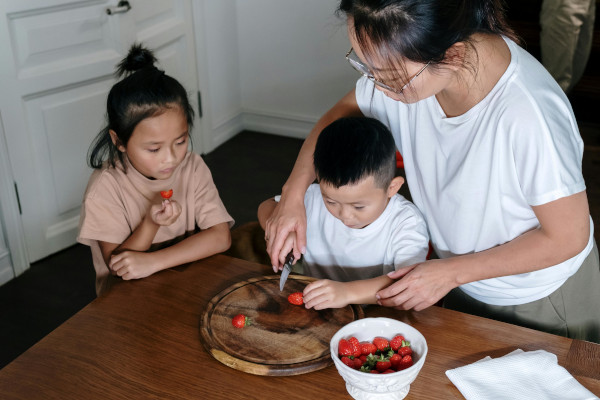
[330,317,428,400]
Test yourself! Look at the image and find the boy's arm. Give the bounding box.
[108,222,231,280]
[303,275,394,310]
[258,198,278,231]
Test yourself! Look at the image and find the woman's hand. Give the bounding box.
[303,279,350,310]
[149,199,182,226]
[376,259,459,311]
[265,195,307,269]
[109,251,158,280]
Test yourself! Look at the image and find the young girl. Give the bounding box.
[78,44,233,296]
[265,0,600,343]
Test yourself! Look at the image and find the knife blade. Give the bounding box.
[279,252,294,292]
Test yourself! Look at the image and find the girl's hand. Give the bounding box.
[109,251,158,280]
[149,199,182,226]
[303,279,350,310]
[375,259,458,311]
[265,196,307,270]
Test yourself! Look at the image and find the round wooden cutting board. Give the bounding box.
[199,275,364,376]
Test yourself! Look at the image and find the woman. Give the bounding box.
[265,0,599,342]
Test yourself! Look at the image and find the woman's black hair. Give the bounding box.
[88,43,195,169]
[338,0,518,88]
[314,117,396,189]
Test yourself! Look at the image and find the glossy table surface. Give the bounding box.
[1,255,599,399]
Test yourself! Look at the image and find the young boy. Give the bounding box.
[258,117,429,310]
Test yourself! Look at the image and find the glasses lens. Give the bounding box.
[347,56,371,76]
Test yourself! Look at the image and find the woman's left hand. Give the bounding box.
[376,259,458,311]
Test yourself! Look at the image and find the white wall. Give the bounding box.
[193,0,357,151]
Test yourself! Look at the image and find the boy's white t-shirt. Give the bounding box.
[300,184,429,282]
[355,37,594,306]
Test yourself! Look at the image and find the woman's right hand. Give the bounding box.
[265,194,307,269]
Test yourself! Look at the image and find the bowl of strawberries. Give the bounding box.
[330,317,427,400]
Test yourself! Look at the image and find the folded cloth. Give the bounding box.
[445,349,599,400]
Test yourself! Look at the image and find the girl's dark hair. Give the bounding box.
[88,43,195,169]
[338,0,518,86]
[314,117,396,189]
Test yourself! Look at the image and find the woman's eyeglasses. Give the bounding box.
[345,47,430,94]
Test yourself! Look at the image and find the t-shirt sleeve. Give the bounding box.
[193,157,234,229]
[508,95,585,206]
[77,172,132,246]
[389,203,430,269]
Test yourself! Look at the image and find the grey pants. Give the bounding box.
[444,240,600,343]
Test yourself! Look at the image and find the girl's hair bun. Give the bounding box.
[116,43,157,77]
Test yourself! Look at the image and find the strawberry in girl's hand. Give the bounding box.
[287,292,304,305]
[160,189,173,199]
[232,314,249,328]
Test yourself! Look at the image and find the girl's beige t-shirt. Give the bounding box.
[78,151,234,295]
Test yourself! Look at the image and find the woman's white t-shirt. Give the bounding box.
[355,37,594,306]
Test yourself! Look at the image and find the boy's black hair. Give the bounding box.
[314,117,396,189]
[87,43,194,169]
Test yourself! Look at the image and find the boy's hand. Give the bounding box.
[109,251,159,280]
[272,232,298,273]
[149,199,182,226]
[303,279,350,310]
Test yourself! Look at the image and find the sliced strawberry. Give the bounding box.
[231,314,249,328]
[390,334,405,351]
[372,337,390,352]
[348,336,362,357]
[160,189,173,199]
[287,292,304,305]
[338,339,354,357]
[360,341,377,356]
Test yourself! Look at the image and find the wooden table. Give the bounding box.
[1,255,599,399]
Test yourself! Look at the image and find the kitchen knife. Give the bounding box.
[279,252,294,291]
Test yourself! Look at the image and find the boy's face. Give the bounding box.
[319,175,403,229]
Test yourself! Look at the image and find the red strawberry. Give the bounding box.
[160,189,173,199]
[369,370,380,374]
[341,356,354,368]
[348,336,362,357]
[353,357,364,369]
[359,355,367,363]
[360,341,377,356]
[398,355,413,370]
[231,314,249,328]
[390,335,405,351]
[375,354,391,372]
[288,292,304,305]
[372,337,390,352]
[389,353,402,370]
[398,344,412,357]
[382,369,396,374]
[338,339,354,357]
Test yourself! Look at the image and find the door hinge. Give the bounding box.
[197,91,203,118]
[14,182,22,215]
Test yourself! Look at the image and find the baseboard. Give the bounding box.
[241,109,316,139]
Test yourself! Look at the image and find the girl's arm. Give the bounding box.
[303,275,395,310]
[107,222,231,280]
[376,191,591,310]
[265,88,363,268]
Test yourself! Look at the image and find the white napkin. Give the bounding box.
[445,349,599,400]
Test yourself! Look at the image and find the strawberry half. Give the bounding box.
[231,314,249,328]
[287,292,304,305]
[160,189,173,199]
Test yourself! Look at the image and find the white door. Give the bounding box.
[0,0,201,264]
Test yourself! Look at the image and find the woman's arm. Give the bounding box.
[376,191,591,310]
[265,88,364,268]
